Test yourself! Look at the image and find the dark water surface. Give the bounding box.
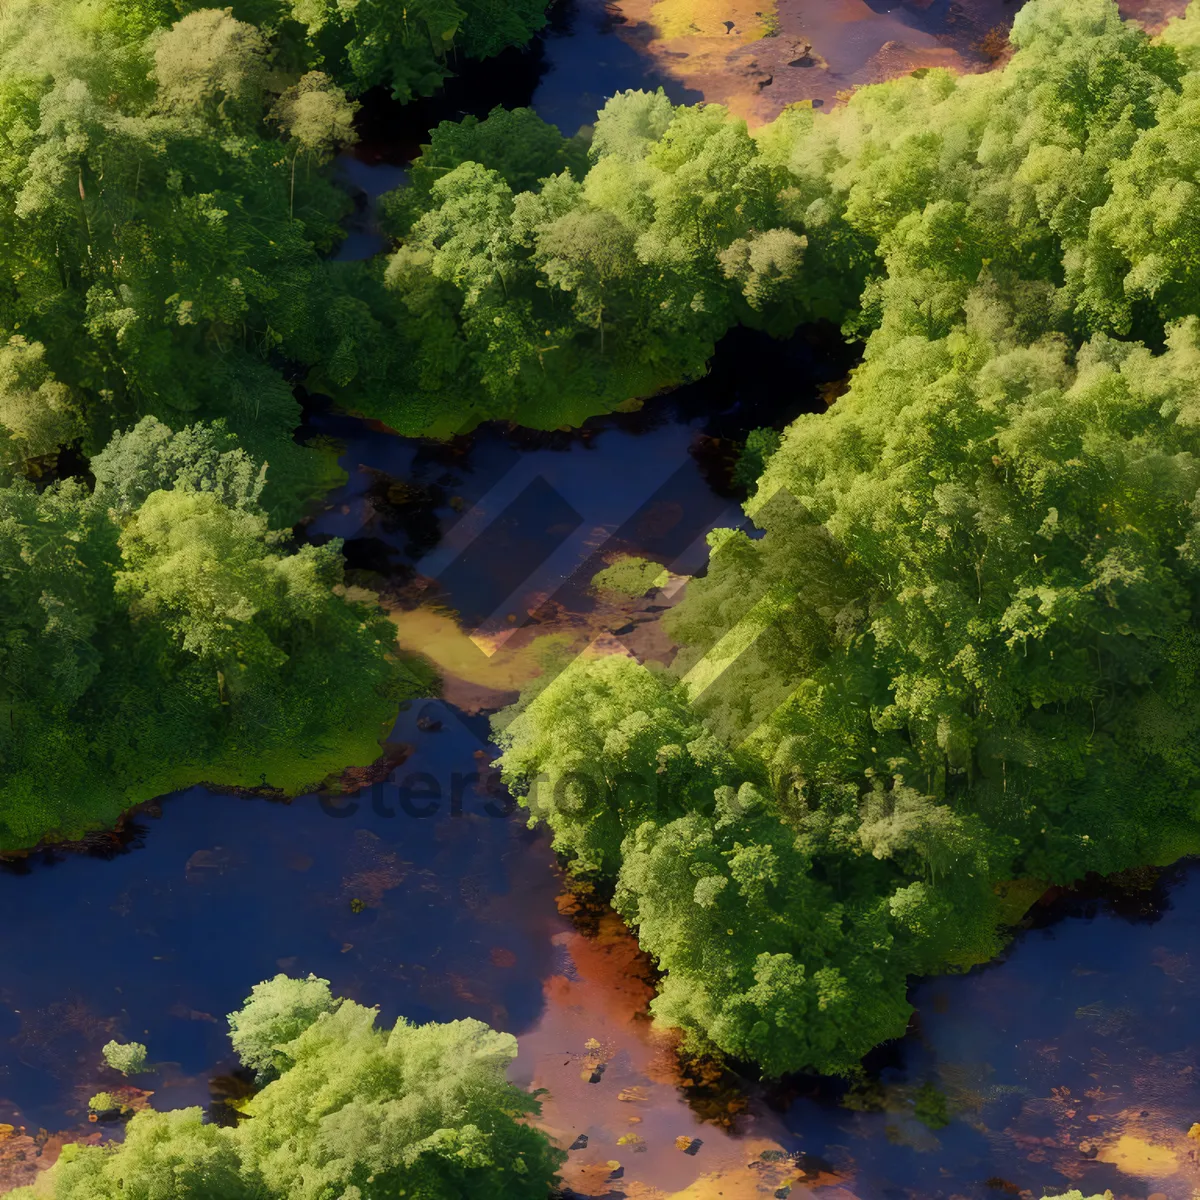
[5,3,1200,1198]
[0,704,561,1130]
[332,0,699,261]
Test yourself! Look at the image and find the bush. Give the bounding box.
[10,978,565,1200]
[101,1042,148,1077]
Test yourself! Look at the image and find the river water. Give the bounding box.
[4,2,1199,1198]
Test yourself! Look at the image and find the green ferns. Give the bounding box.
[494,0,1200,1076]
[10,976,564,1200]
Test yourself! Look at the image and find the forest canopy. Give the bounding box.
[0,0,547,504]
[0,417,411,850]
[492,0,1200,1077]
[369,0,1200,433]
[0,0,556,849]
[9,975,565,1200]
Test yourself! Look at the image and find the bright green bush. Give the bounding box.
[9,978,564,1200]
[102,1041,149,1076]
[591,556,669,597]
[0,420,413,851]
[227,973,337,1076]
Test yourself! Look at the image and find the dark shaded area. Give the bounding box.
[533,0,703,134]
[1026,862,1182,926]
[434,476,584,629]
[296,320,856,653]
[338,534,409,578]
[349,43,549,165]
[669,322,860,498]
[667,322,859,439]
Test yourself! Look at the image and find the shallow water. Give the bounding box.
[5,2,1199,1197]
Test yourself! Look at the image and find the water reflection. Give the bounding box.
[0,702,562,1134]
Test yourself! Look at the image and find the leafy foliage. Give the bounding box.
[0,420,409,851]
[495,0,1200,1077]
[0,0,549,502]
[374,89,852,433]
[278,0,548,103]
[102,1041,149,1076]
[590,556,669,597]
[10,977,565,1200]
[227,973,337,1075]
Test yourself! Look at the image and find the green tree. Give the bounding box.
[9,978,565,1200]
[20,1108,252,1200]
[279,0,548,102]
[227,973,338,1076]
[0,337,82,472]
[270,71,358,217]
[0,422,409,851]
[149,8,270,126]
[236,1000,563,1199]
[115,489,340,684]
[91,417,266,515]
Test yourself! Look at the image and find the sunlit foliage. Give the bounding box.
[102,1040,150,1076]
[0,421,407,850]
[0,0,547,499]
[495,0,1200,1076]
[9,977,565,1200]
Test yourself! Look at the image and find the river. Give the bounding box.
[3,1,1198,1197]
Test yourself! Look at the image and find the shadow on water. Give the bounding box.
[297,322,854,670]
[532,0,703,135]
[331,0,705,260]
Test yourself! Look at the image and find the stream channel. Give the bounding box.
[3,2,1200,1197]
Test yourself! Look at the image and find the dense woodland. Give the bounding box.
[3,0,1200,1182]
[0,0,547,849]
[493,0,1200,1076]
